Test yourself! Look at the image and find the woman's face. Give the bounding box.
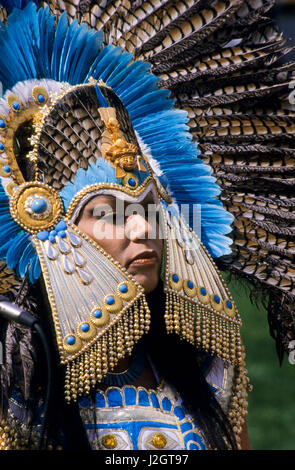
[76,192,163,294]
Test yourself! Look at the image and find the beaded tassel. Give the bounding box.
[164,290,243,366]
[228,346,252,449]
[64,295,151,402]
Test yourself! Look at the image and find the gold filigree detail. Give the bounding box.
[32,86,49,106]
[65,177,170,220]
[7,94,22,112]
[9,181,63,233]
[98,101,147,178]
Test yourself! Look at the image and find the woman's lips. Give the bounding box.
[128,256,158,267]
[127,251,159,268]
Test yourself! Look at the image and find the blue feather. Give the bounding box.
[29,253,40,283]
[18,241,35,278]
[50,12,68,81]
[0,0,38,14]
[96,83,108,107]
[37,6,54,78]
[70,27,103,84]
[57,18,80,82]
[105,52,133,87]
[6,231,30,269]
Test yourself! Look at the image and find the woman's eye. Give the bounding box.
[94,212,116,222]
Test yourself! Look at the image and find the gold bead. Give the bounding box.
[151,433,167,449]
[102,434,117,449]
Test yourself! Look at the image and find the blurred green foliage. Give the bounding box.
[225,275,295,450]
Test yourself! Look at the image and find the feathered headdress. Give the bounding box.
[0,2,242,406]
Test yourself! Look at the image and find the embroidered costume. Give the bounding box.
[0,0,294,450]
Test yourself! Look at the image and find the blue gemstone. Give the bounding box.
[49,230,57,237]
[58,230,66,238]
[128,178,136,187]
[0,120,6,128]
[200,287,207,296]
[55,220,67,232]
[31,198,47,214]
[36,231,49,241]
[106,296,115,305]
[80,323,90,332]
[38,94,45,103]
[226,301,233,309]
[49,235,56,243]
[93,309,102,318]
[66,335,76,345]
[187,280,194,289]
[172,274,179,283]
[2,165,10,173]
[12,101,20,110]
[0,143,4,151]
[119,283,128,293]
[214,295,220,304]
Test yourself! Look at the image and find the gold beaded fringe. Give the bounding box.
[164,291,243,365]
[64,295,150,402]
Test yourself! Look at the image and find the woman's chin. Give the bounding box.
[131,272,159,294]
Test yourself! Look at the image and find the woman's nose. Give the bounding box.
[125,214,151,242]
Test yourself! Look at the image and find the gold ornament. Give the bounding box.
[151,433,167,449]
[98,97,147,179]
[90,307,110,327]
[7,94,22,112]
[32,86,49,106]
[122,172,139,190]
[9,181,63,233]
[102,434,117,449]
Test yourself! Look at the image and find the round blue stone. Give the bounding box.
[49,235,56,243]
[172,274,179,283]
[12,101,20,110]
[58,230,66,238]
[128,178,136,187]
[93,309,102,318]
[0,120,6,129]
[49,230,57,237]
[187,280,194,289]
[226,301,233,309]
[0,142,4,151]
[214,295,220,304]
[80,323,90,332]
[55,220,67,232]
[38,94,45,103]
[200,287,207,296]
[36,231,49,241]
[106,296,115,305]
[119,284,128,293]
[66,335,76,345]
[2,165,10,173]
[31,198,47,214]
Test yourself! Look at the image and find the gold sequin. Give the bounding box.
[102,434,117,449]
[151,432,167,449]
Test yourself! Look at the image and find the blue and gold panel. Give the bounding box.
[78,385,207,450]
